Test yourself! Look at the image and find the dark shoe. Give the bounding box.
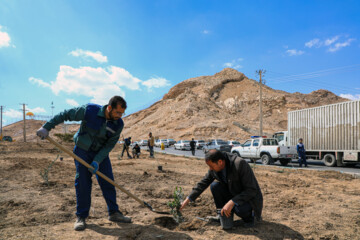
[109,212,132,223]
[243,216,255,228]
[74,217,86,231]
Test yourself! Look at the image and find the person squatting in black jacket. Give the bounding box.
[180,149,263,229]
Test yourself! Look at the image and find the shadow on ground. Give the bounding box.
[87,223,193,240]
[223,220,305,240]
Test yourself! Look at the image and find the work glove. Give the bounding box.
[89,161,99,174]
[36,127,49,139]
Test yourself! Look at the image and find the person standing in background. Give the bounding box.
[148,132,155,158]
[190,138,196,156]
[297,138,307,167]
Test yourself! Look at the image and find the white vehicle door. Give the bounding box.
[250,139,260,158]
[241,140,252,158]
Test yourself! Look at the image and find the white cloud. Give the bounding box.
[27,107,46,114]
[142,77,171,91]
[29,77,51,88]
[4,109,22,118]
[339,93,360,101]
[69,49,108,63]
[223,58,243,69]
[286,49,305,56]
[305,38,321,48]
[328,38,355,52]
[29,65,148,105]
[304,35,355,53]
[0,26,11,48]
[202,30,210,34]
[324,36,339,46]
[66,99,80,107]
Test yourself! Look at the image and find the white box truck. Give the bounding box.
[273,100,360,167]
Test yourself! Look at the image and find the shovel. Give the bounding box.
[46,136,169,215]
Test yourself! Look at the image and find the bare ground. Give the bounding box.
[0,140,359,240]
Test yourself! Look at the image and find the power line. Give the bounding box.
[267,63,360,82]
[270,76,360,94]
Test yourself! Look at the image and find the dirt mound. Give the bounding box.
[122,68,348,141]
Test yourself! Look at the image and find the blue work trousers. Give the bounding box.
[298,153,307,167]
[210,181,253,222]
[149,146,154,157]
[73,146,119,218]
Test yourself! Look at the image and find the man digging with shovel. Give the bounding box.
[36,96,131,231]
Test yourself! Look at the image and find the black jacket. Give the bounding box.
[133,145,141,153]
[190,140,196,149]
[188,152,263,220]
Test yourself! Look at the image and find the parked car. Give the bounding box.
[155,139,169,148]
[174,140,191,150]
[195,140,206,149]
[2,136,13,142]
[203,139,232,153]
[231,137,291,166]
[227,140,241,148]
[166,138,176,146]
[138,139,148,146]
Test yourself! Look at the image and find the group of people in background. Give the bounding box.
[120,132,155,159]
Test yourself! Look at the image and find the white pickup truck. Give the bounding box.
[231,137,291,166]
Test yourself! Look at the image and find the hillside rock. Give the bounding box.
[122,68,348,141]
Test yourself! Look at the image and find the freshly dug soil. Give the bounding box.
[0,140,359,240]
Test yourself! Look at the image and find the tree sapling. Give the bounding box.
[40,154,59,186]
[167,186,184,223]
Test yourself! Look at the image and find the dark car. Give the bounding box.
[203,139,232,153]
[2,136,13,142]
[166,139,176,146]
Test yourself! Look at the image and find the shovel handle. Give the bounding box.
[45,136,146,207]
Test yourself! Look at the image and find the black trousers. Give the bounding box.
[121,145,131,157]
[210,181,253,222]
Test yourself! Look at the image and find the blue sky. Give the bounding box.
[1,0,360,126]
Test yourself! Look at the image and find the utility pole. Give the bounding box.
[51,102,55,117]
[21,103,27,142]
[0,106,4,139]
[256,69,266,136]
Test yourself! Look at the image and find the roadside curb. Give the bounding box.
[153,148,360,178]
[154,149,203,160]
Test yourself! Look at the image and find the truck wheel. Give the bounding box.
[232,151,240,157]
[280,159,290,166]
[261,154,273,165]
[323,154,336,167]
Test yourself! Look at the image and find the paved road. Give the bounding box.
[146,146,360,176]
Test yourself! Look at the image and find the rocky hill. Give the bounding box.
[1,119,80,142]
[3,68,348,142]
[121,68,347,141]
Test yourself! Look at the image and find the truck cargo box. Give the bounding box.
[288,100,360,151]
